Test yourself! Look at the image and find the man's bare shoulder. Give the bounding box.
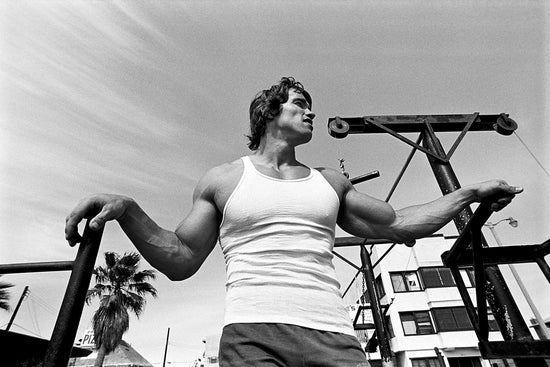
[199,158,243,188]
[315,166,352,198]
[195,158,245,208]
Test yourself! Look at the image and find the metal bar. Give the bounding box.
[385,135,422,202]
[534,239,550,257]
[445,112,479,160]
[335,237,395,247]
[327,113,503,134]
[350,170,380,185]
[360,245,393,364]
[43,220,104,367]
[364,117,447,163]
[0,261,74,274]
[472,228,489,341]
[342,269,363,298]
[333,250,361,271]
[449,266,481,338]
[445,245,550,267]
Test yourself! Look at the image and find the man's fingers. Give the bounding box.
[65,212,84,246]
[89,205,118,231]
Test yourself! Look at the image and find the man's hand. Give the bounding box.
[65,194,131,247]
[470,180,523,211]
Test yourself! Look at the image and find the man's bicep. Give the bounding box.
[338,189,397,238]
[175,196,221,260]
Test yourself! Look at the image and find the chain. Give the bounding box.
[338,158,349,178]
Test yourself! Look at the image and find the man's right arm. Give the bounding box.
[65,169,222,281]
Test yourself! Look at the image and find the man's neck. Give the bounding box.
[253,139,298,168]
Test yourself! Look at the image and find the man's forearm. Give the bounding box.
[391,186,477,241]
[117,199,193,280]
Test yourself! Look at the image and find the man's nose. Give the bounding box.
[305,110,316,120]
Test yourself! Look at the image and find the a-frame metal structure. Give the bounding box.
[328,113,550,367]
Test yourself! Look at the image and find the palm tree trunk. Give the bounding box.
[94,344,108,367]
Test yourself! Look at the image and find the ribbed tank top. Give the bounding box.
[218,156,355,336]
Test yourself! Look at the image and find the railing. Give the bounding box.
[441,200,550,359]
[0,220,103,367]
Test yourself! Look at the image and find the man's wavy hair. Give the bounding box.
[247,77,312,151]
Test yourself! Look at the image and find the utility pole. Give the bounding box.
[6,285,29,331]
[485,221,549,339]
[162,327,170,367]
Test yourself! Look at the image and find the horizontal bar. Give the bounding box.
[479,340,550,358]
[328,114,503,135]
[350,170,380,185]
[0,261,73,274]
[335,237,394,247]
[444,244,550,267]
[354,323,375,330]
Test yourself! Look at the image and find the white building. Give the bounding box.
[357,235,531,367]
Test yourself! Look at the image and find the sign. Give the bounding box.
[80,329,96,348]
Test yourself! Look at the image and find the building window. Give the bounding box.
[432,307,473,331]
[411,357,440,367]
[400,311,435,335]
[459,267,475,287]
[488,359,517,367]
[390,271,421,292]
[419,267,455,288]
[448,357,482,367]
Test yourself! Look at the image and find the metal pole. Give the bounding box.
[162,327,170,367]
[0,261,73,274]
[360,245,393,366]
[487,225,549,339]
[6,286,29,331]
[43,221,104,367]
[421,130,543,367]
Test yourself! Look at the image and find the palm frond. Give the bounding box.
[132,269,156,283]
[129,282,158,298]
[0,278,13,311]
[104,252,119,269]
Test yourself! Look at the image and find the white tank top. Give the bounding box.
[218,156,355,336]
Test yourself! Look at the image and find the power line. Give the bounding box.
[514,131,550,178]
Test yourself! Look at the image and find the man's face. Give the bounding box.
[269,89,316,146]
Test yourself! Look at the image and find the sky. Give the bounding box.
[1,1,549,365]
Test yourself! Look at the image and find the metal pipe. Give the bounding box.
[43,220,104,367]
[360,245,393,366]
[0,261,73,274]
[535,257,550,284]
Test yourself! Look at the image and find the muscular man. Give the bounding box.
[65,77,521,366]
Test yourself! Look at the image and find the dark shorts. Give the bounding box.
[219,323,370,367]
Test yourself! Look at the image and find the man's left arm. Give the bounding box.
[337,179,522,243]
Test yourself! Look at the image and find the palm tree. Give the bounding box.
[86,252,157,367]
[0,276,13,311]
